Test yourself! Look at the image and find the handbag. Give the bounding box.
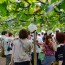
[38,52,45,61]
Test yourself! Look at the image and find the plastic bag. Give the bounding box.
[38,52,45,61]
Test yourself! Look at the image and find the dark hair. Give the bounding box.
[45,35,52,45]
[43,33,47,42]
[56,32,65,43]
[27,31,30,35]
[19,29,28,39]
[8,32,13,37]
[1,31,8,35]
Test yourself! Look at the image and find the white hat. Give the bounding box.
[28,23,37,32]
[55,28,60,32]
[0,35,2,38]
[41,30,46,33]
[51,33,55,36]
[38,32,41,35]
[47,30,53,35]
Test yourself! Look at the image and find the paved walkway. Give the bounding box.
[0,57,6,65]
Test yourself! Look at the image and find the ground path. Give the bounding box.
[0,43,6,65]
[0,57,6,65]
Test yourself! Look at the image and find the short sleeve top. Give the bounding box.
[43,43,55,56]
[55,44,65,65]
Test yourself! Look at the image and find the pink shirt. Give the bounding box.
[43,43,55,56]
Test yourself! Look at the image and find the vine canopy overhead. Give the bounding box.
[0,0,65,33]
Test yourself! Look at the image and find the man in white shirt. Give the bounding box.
[1,31,14,65]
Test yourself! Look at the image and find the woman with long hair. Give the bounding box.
[42,35,56,65]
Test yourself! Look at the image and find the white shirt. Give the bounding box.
[12,38,32,62]
[2,37,14,55]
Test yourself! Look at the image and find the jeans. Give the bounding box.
[41,55,55,65]
[6,54,11,65]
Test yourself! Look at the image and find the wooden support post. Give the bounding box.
[34,31,37,65]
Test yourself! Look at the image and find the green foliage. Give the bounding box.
[0,0,6,4]
[51,0,58,3]
[60,0,65,10]
[0,3,7,16]
[0,0,65,34]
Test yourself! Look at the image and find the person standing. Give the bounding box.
[1,31,14,65]
[55,32,65,65]
[4,32,13,65]
[10,29,32,65]
[42,35,56,65]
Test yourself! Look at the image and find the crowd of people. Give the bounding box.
[0,28,65,65]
